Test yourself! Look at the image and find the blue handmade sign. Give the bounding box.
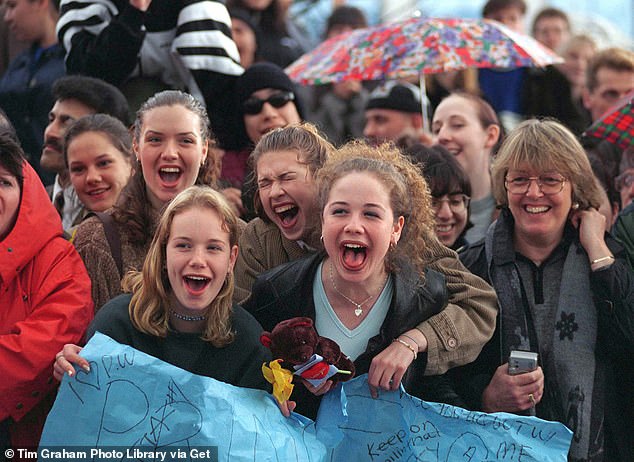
[40,332,326,461]
[41,333,572,462]
[316,376,573,461]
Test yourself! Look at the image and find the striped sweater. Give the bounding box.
[56,0,243,146]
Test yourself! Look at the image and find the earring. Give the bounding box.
[320,235,324,243]
[389,241,396,252]
[572,203,580,210]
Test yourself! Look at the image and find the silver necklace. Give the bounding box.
[170,309,207,322]
[328,262,385,317]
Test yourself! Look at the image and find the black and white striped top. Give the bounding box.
[57,0,244,146]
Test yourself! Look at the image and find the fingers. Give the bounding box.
[301,379,333,396]
[369,383,379,399]
[277,399,296,417]
[53,345,88,380]
[367,341,414,396]
[484,365,545,412]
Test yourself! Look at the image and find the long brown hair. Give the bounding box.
[113,91,218,246]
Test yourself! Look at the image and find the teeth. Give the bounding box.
[160,167,180,173]
[186,276,209,281]
[526,206,549,213]
[344,243,363,249]
[436,225,453,232]
[274,204,294,213]
[89,189,107,195]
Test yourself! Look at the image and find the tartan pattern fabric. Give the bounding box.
[584,90,634,150]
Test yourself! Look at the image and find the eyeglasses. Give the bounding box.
[431,194,470,213]
[505,174,567,195]
[616,172,634,190]
[242,91,295,115]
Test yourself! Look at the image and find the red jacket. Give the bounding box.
[0,162,93,449]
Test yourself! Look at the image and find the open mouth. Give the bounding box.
[274,204,299,227]
[183,275,211,293]
[159,167,182,186]
[341,243,367,270]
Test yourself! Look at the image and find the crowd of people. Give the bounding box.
[1,0,633,460]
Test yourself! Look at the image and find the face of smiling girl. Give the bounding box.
[432,94,497,177]
[166,206,238,315]
[135,105,208,210]
[321,171,403,288]
[67,131,133,212]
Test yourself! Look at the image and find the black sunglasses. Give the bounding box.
[242,91,295,115]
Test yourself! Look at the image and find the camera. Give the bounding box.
[508,350,538,375]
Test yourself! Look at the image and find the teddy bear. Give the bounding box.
[260,317,355,386]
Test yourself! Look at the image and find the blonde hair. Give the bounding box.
[491,119,603,210]
[316,140,434,275]
[122,186,239,346]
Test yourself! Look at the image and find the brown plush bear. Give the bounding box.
[260,317,355,384]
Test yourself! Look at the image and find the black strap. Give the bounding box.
[93,212,123,279]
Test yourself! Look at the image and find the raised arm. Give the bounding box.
[57,0,147,85]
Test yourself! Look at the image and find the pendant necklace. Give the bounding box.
[170,309,207,322]
[328,262,386,317]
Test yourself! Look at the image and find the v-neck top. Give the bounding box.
[312,261,393,360]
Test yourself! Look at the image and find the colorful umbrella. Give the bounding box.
[583,90,634,150]
[286,17,563,86]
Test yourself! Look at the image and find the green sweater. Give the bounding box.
[88,294,271,391]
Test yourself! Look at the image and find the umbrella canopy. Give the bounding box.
[583,90,634,150]
[286,17,563,86]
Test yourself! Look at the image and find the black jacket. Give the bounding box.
[455,211,634,462]
[244,252,461,419]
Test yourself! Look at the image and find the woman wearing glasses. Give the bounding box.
[453,119,634,461]
[406,143,472,250]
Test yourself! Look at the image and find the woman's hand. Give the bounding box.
[276,399,297,418]
[570,208,613,268]
[52,344,88,381]
[301,378,333,396]
[367,341,415,398]
[481,363,544,413]
[367,329,426,398]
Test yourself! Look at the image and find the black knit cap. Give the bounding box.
[236,62,296,106]
[365,80,422,113]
